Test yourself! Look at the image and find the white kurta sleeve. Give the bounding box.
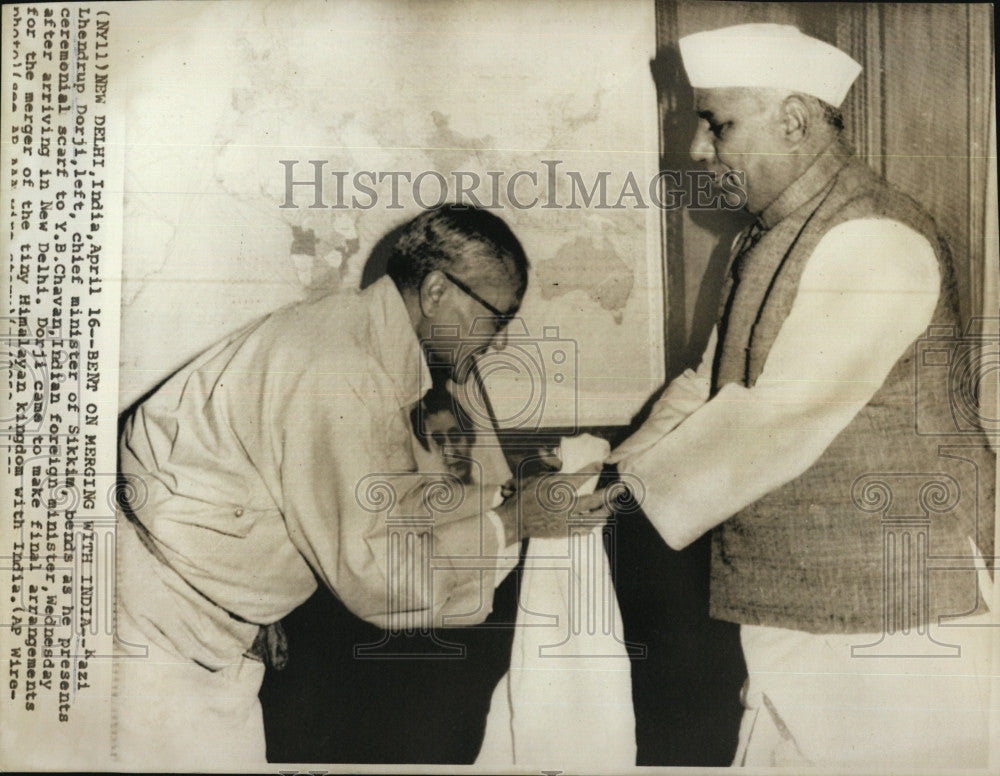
[608,327,716,465]
[621,218,941,550]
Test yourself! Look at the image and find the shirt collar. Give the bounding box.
[758,137,854,230]
[366,275,432,409]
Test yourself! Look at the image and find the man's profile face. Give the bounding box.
[690,87,789,214]
[421,267,522,384]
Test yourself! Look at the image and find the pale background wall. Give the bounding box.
[116,0,664,428]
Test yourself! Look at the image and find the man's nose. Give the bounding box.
[689,122,715,163]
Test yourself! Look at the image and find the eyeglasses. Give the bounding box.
[442,271,515,327]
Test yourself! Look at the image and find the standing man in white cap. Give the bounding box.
[606,23,995,769]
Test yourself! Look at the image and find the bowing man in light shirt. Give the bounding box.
[114,205,579,768]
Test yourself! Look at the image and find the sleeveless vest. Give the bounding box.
[709,140,995,633]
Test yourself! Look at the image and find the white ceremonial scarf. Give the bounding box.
[476,434,636,770]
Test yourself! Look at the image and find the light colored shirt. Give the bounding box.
[611,218,940,550]
[120,276,505,643]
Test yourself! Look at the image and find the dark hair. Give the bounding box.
[386,205,529,296]
[819,100,844,132]
[410,383,474,452]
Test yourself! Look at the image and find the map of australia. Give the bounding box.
[537,236,635,324]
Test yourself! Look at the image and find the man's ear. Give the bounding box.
[780,94,810,146]
[419,270,449,319]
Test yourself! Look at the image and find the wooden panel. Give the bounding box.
[881,4,975,322]
[653,0,688,378]
[835,4,884,170]
[965,3,995,319]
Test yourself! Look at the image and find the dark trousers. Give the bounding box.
[260,513,745,766]
[259,554,523,764]
[610,507,746,766]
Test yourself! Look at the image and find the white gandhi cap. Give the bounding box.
[679,23,862,107]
